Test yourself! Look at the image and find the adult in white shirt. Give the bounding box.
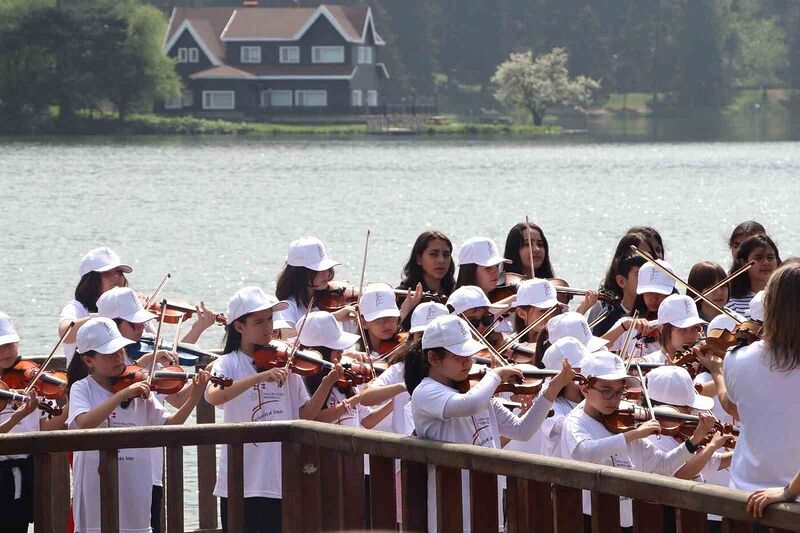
[698,263,800,495]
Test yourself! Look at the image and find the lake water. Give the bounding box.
[1,135,799,526]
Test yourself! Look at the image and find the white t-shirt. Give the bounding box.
[641,349,668,364]
[0,405,41,460]
[693,371,735,490]
[278,296,358,334]
[60,300,90,364]
[208,350,310,499]
[367,362,411,435]
[68,376,170,533]
[539,396,578,458]
[561,408,691,527]
[724,340,800,491]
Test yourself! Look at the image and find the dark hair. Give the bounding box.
[599,233,653,298]
[728,221,766,249]
[455,264,479,289]
[74,271,128,313]
[503,222,555,279]
[626,226,665,258]
[399,231,455,296]
[730,234,782,298]
[534,329,550,367]
[276,265,333,308]
[302,346,355,399]
[403,339,444,394]
[67,350,93,390]
[657,323,677,355]
[222,317,246,353]
[632,288,678,319]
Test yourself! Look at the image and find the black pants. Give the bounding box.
[151,485,164,533]
[220,496,281,533]
[0,457,33,533]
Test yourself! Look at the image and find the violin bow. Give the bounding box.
[285,295,315,371]
[633,361,660,439]
[692,260,755,304]
[460,314,511,367]
[588,309,610,330]
[525,215,535,279]
[354,229,378,379]
[630,246,742,326]
[147,301,169,387]
[172,315,184,353]
[621,310,639,372]
[144,273,171,309]
[496,305,559,354]
[24,321,74,396]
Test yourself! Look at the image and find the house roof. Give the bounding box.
[191,64,357,80]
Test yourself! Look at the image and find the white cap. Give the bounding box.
[97,287,156,324]
[447,286,508,315]
[359,283,400,323]
[456,237,511,267]
[297,311,359,350]
[0,313,20,346]
[580,351,639,387]
[78,247,133,278]
[286,237,339,272]
[657,294,706,328]
[409,302,449,333]
[707,312,742,333]
[227,286,289,323]
[637,260,676,295]
[542,337,591,370]
[547,312,608,352]
[421,315,485,357]
[76,317,134,355]
[646,366,714,410]
[514,278,559,309]
[750,291,764,321]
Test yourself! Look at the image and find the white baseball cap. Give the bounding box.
[580,351,639,387]
[421,315,485,357]
[645,366,714,410]
[409,302,449,333]
[542,337,591,370]
[0,313,20,346]
[750,291,764,321]
[514,278,559,309]
[707,312,743,333]
[447,285,508,315]
[657,294,706,328]
[637,260,676,295]
[456,237,511,267]
[78,247,133,278]
[97,287,156,324]
[359,283,401,323]
[285,237,339,272]
[76,317,134,355]
[227,286,289,323]
[297,311,359,350]
[547,312,608,352]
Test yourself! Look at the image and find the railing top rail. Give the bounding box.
[1,419,797,529]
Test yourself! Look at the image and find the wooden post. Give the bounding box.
[633,500,664,533]
[50,451,71,533]
[99,449,119,533]
[721,518,753,533]
[470,471,498,533]
[226,443,245,533]
[33,453,52,533]
[528,479,554,532]
[195,395,218,530]
[552,485,582,533]
[591,491,620,532]
[319,449,343,530]
[340,452,366,530]
[369,456,397,530]
[676,508,708,533]
[401,460,428,532]
[166,446,184,533]
[505,478,528,533]
[436,466,462,533]
[282,442,322,532]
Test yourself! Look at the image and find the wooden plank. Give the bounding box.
[99,449,119,533]
[552,484,582,533]
[50,451,71,533]
[528,479,554,532]
[281,442,322,533]
[195,397,218,530]
[319,448,343,530]
[633,500,664,533]
[401,460,428,532]
[721,518,752,533]
[591,491,620,532]
[340,452,366,531]
[470,471,498,533]
[436,466,462,533]
[368,455,397,531]
[225,443,244,533]
[166,446,184,533]
[33,452,52,533]
[677,508,709,533]
[505,477,527,533]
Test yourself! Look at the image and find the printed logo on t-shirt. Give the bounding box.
[250,384,286,422]
[470,414,495,448]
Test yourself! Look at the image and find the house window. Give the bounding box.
[357,46,373,64]
[188,48,199,63]
[312,46,344,64]
[182,90,194,107]
[351,90,362,107]
[240,46,262,64]
[202,90,235,110]
[295,90,327,107]
[367,90,378,107]
[177,48,188,63]
[280,46,300,64]
[261,90,293,107]
[165,94,183,109]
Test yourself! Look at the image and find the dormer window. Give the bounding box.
[312,46,344,64]
[188,48,199,63]
[241,46,262,64]
[357,46,373,64]
[177,48,188,63]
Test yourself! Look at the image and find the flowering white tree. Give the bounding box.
[492,48,600,125]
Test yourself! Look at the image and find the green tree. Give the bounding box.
[492,47,600,125]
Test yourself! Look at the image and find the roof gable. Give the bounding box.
[163,19,221,66]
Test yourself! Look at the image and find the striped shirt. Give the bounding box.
[726,293,755,320]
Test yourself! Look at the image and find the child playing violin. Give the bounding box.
[511,278,561,348]
[446,285,510,353]
[639,294,706,365]
[205,286,335,533]
[67,318,209,533]
[687,261,730,324]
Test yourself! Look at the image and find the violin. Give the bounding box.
[110,365,230,395]
[0,380,62,418]
[506,342,538,364]
[704,321,762,355]
[317,285,446,312]
[377,332,409,357]
[461,363,586,396]
[148,300,227,326]
[488,273,613,305]
[2,358,67,400]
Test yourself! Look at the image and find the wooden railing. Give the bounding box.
[2,417,800,533]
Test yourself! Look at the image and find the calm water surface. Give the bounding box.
[1,136,799,525]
